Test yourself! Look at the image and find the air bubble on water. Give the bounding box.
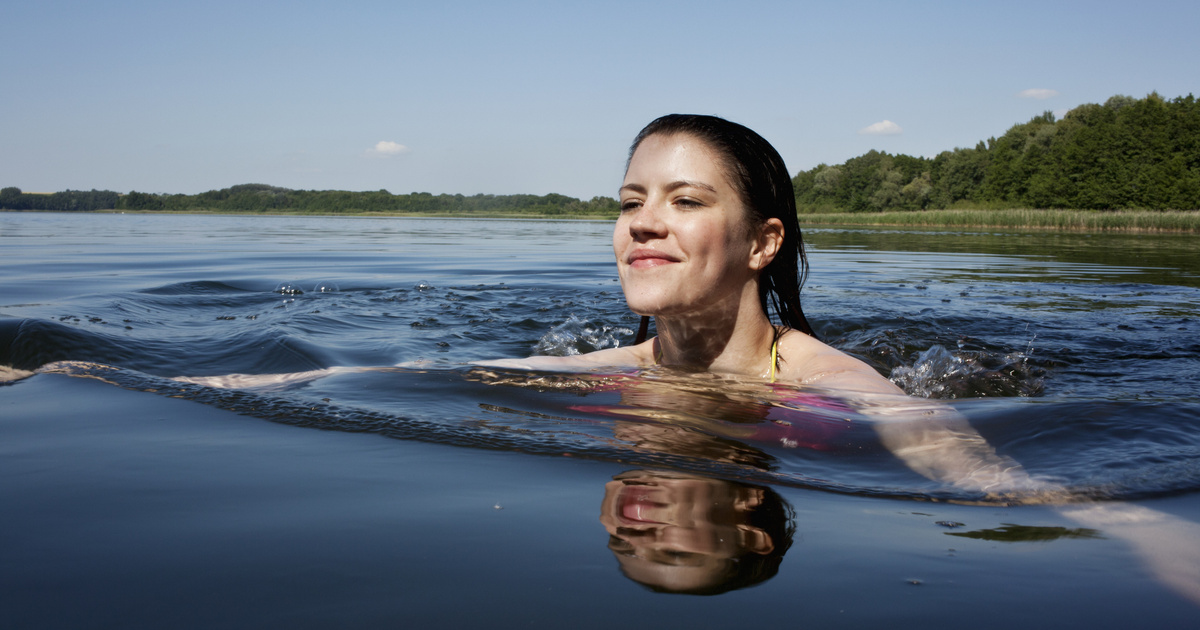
[312,282,339,293]
[414,281,435,291]
[275,282,304,295]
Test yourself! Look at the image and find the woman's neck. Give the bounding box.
[653,291,777,378]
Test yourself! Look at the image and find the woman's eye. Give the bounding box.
[620,200,642,212]
[674,197,702,208]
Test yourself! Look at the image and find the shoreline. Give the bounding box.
[6,207,1200,232]
[98,209,621,221]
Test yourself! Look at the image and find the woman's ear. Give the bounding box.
[736,523,776,555]
[749,218,784,271]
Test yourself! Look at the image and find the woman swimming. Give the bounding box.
[168,115,896,394]
[484,114,901,395]
[491,114,1200,603]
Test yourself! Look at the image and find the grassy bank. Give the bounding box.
[795,208,1200,233]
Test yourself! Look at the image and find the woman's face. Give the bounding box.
[599,470,776,593]
[614,133,763,318]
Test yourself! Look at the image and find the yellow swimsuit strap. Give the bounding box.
[769,336,779,384]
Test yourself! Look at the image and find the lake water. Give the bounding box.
[2,212,1199,627]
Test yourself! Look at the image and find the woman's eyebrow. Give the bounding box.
[619,183,647,195]
[619,180,717,195]
[665,180,717,193]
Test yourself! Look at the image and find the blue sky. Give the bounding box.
[3,0,1197,199]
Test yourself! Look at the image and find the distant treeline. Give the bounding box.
[0,184,620,216]
[794,92,1200,212]
[0,187,120,212]
[115,186,621,216]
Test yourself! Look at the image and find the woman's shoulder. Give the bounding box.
[775,329,904,395]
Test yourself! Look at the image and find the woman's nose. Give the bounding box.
[628,200,667,240]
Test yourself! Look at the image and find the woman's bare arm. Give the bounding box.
[855,392,1200,606]
[473,343,653,372]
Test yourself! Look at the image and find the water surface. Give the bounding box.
[2,213,1199,626]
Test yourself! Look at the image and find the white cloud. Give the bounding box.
[857,120,902,136]
[367,140,410,157]
[1018,88,1060,100]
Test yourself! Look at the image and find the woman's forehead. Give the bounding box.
[624,133,733,189]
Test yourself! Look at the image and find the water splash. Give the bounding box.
[890,344,1045,398]
[532,315,633,356]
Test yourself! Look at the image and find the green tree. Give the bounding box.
[0,187,21,207]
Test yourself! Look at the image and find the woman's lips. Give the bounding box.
[619,487,666,524]
[628,249,679,269]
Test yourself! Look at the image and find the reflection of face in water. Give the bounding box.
[599,470,794,595]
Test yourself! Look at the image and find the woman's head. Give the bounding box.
[623,114,816,336]
[600,470,795,595]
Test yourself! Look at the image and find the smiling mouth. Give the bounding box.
[628,250,678,269]
[618,487,667,525]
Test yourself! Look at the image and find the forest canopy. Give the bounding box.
[793,93,1199,212]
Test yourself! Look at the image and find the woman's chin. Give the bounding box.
[623,299,671,318]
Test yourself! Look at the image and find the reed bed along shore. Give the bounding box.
[795,208,1200,233]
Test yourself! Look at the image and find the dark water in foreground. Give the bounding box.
[2,213,1200,627]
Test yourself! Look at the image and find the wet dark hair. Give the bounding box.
[627,114,817,339]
